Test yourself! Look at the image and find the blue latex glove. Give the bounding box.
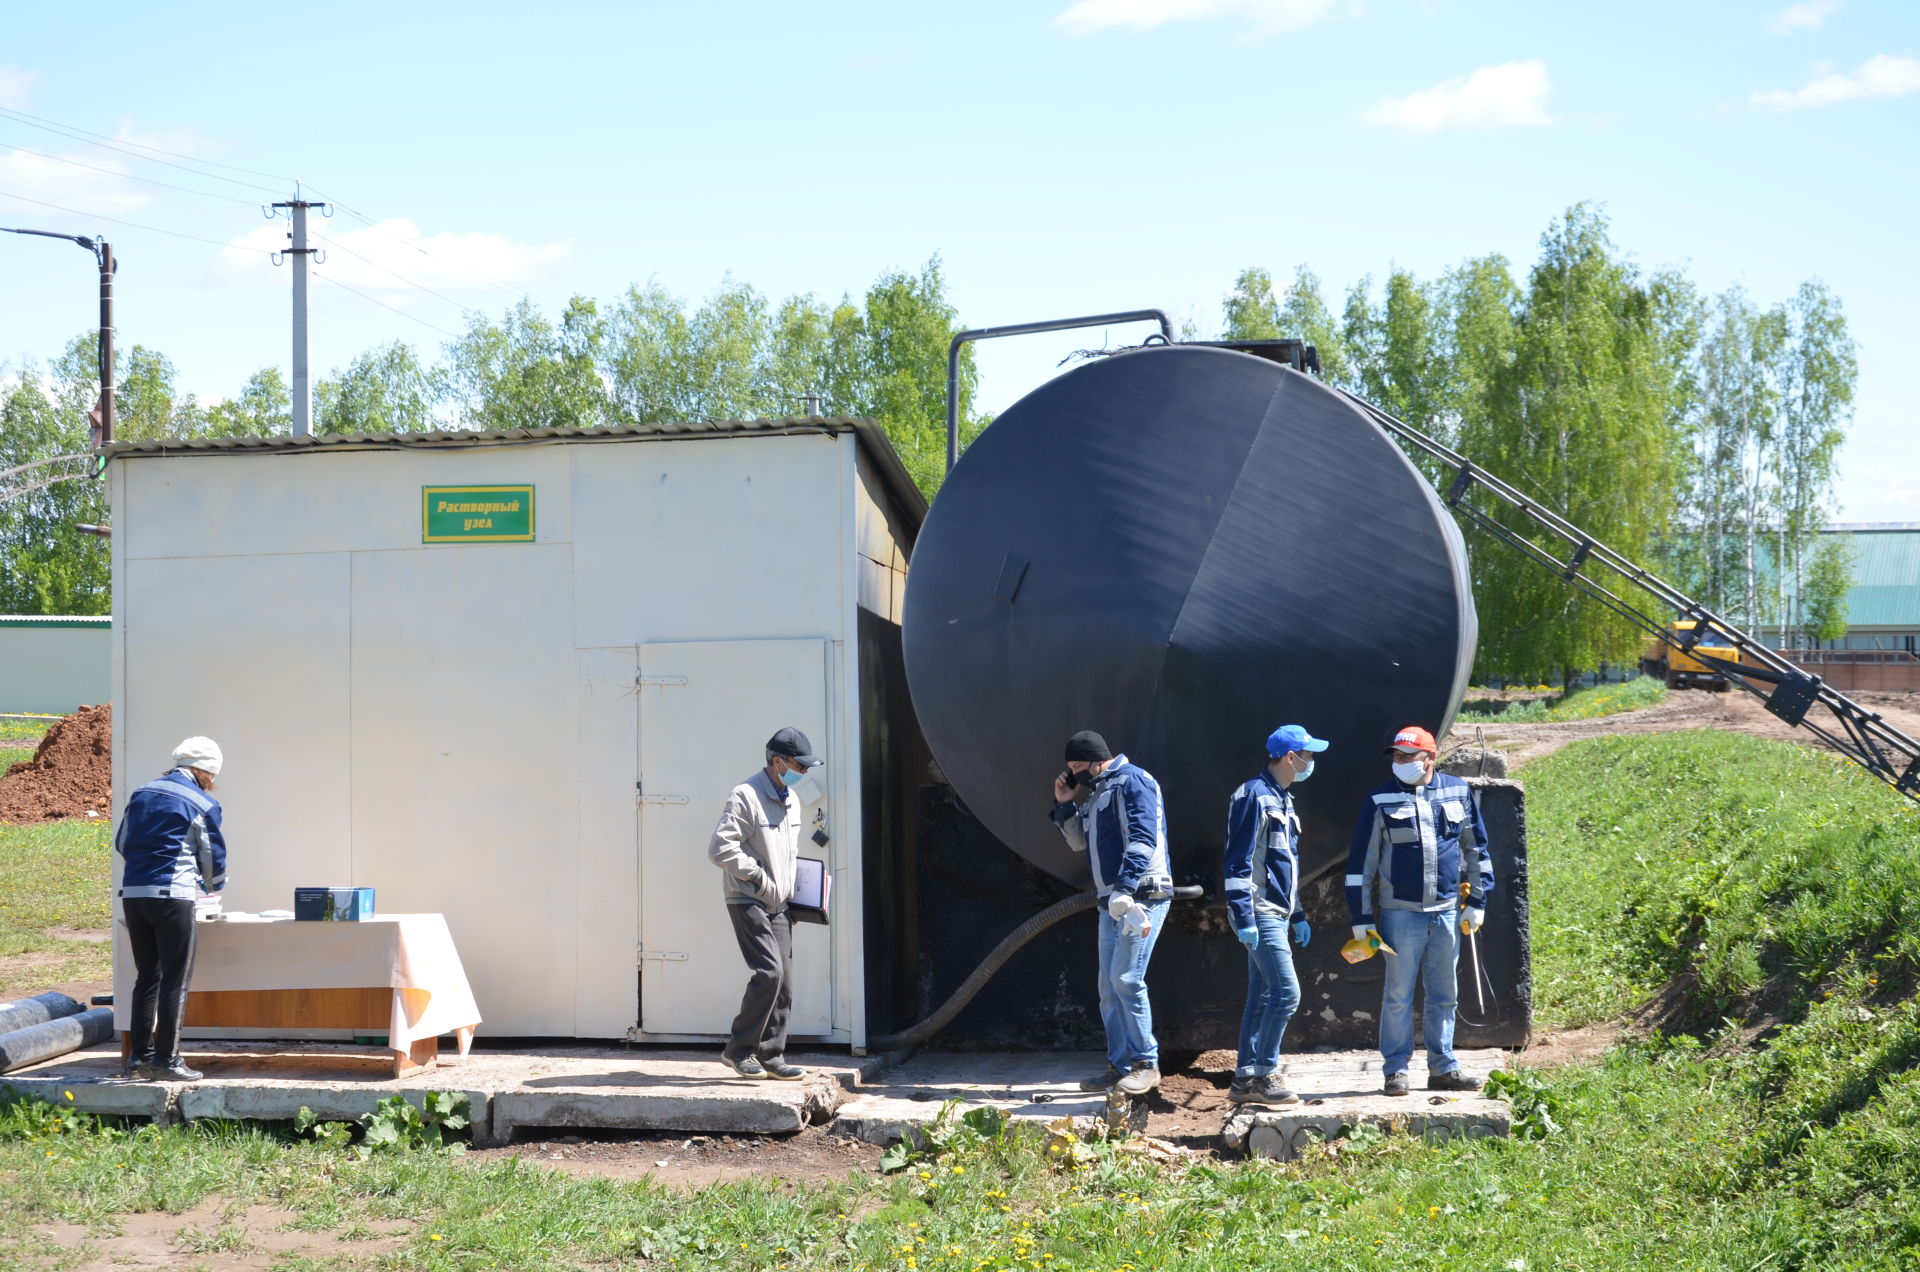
[1235,926,1260,950]
[1291,918,1312,947]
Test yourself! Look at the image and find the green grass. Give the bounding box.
[0,820,114,995]
[1458,675,1669,724]
[0,719,50,771]
[4,732,1920,1269]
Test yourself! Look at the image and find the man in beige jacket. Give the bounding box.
[707,726,821,1079]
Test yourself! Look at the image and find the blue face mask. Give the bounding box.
[779,766,807,789]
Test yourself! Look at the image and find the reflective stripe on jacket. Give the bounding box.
[1344,772,1492,921]
[1048,754,1174,900]
[115,769,226,899]
[1222,769,1305,932]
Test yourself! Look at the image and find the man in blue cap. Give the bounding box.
[1221,724,1329,1105]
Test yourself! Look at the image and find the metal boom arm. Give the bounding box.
[1338,390,1920,807]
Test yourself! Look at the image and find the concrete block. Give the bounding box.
[0,1074,172,1121]
[1221,1099,1511,1161]
[175,1082,491,1127]
[491,1087,814,1142]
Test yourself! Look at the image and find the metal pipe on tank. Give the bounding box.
[946,309,1176,472]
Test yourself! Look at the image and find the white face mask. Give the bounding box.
[1392,758,1428,785]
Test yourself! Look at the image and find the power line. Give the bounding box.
[0,105,291,195]
[0,140,262,207]
[310,229,478,316]
[313,272,463,339]
[0,187,273,253]
[303,186,523,298]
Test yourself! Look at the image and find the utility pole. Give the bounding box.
[1,226,115,446]
[270,193,328,436]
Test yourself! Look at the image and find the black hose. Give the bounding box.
[868,885,1204,1052]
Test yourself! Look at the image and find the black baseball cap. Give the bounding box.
[767,726,823,768]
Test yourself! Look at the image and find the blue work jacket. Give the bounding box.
[1222,769,1306,932]
[1047,755,1174,901]
[1344,771,1492,922]
[115,769,227,900]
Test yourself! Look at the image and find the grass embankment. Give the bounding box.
[1459,675,1668,724]
[0,820,113,997]
[4,732,1920,1269]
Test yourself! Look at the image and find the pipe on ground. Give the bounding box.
[869,885,1203,1052]
[0,992,85,1036]
[0,1007,113,1073]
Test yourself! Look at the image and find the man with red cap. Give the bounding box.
[1344,725,1493,1096]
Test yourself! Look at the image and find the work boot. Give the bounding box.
[723,1054,768,1079]
[1383,1072,1410,1097]
[1078,1065,1125,1092]
[1427,1069,1480,1093]
[760,1057,807,1081]
[1229,1075,1298,1106]
[1115,1062,1161,1096]
[157,1056,203,1081]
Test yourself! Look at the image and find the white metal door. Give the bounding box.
[637,640,832,1038]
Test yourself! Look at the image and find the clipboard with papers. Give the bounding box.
[791,856,832,925]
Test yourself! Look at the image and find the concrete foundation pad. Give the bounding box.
[1221,1052,1511,1160]
[833,1051,1118,1146]
[4,1042,895,1144]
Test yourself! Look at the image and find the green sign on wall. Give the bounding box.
[422,485,536,543]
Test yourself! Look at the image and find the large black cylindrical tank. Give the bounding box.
[903,344,1476,888]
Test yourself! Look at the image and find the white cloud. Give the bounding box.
[0,65,34,110]
[1751,53,1920,111]
[1361,59,1554,134]
[0,147,154,219]
[1769,0,1839,35]
[1052,0,1337,37]
[214,216,573,302]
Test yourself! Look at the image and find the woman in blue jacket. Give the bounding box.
[115,737,227,1081]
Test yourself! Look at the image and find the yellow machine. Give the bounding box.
[1641,620,1740,691]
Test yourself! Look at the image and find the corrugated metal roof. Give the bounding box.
[0,615,111,627]
[105,416,928,529]
[1842,529,1920,628]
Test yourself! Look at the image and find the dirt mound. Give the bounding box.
[0,702,113,824]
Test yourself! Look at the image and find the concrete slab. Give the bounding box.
[832,1049,1515,1156]
[5,1042,896,1145]
[833,1051,1117,1146]
[1220,1052,1511,1160]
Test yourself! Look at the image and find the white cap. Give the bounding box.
[170,736,223,776]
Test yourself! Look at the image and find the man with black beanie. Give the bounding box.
[1049,730,1174,1094]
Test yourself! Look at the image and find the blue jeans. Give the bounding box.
[1095,897,1171,1070]
[1235,908,1302,1078]
[1377,906,1462,1077]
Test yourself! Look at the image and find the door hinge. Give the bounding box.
[636,945,689,965]
[636,674,687,687]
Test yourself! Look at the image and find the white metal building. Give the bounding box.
[107,419,924,1048]
[0,615,111,714]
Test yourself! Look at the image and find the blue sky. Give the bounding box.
[2,0,1915,519]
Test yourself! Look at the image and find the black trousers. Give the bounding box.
[123,897,198,1063]
[724,902,793,1063]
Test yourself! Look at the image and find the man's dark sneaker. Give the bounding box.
[1229,1075,1299,1106]
[120,1056,154,1081]
[1115,1062,1161,1096]
[1078,1065,1125,1092]
[760,1057,807,1081]
[157,1057,203,1081]
[1427,1069,1480,1093]
[1383,1072,1411,1097]
[724,1054,768,1079]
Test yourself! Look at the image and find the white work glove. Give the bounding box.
[1460,908,1485,935]
[1352,924,1373,943]
[1108,892,1134,921]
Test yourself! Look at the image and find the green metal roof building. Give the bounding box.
[1804,524,1920,653]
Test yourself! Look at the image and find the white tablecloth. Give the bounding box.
[112,913,481,1053]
